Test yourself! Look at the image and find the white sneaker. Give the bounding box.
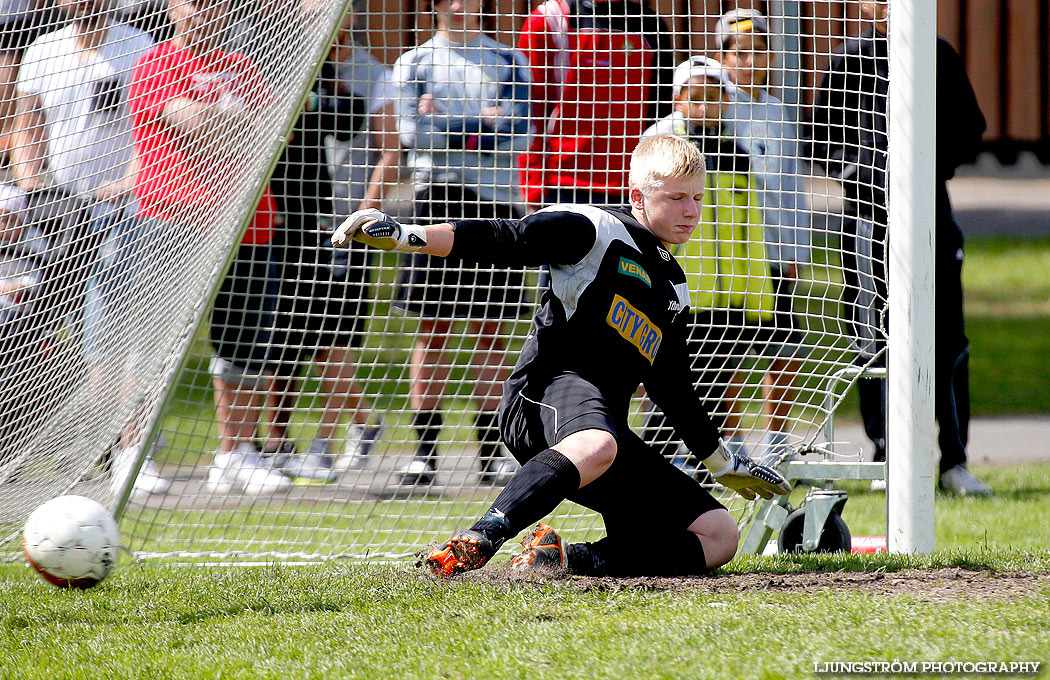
[276,440,338,483]
[479,456,517,485]
[336,422,383,471]
[939,465,993,496]
[135,458,171,494]
[110,445,170,496]
[208,445,292,494]
[396,458,436,486]
[109,445,138,495]
[869,478,887,492]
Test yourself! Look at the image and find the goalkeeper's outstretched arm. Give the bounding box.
[332,207,597,267]
[331,208,456,255]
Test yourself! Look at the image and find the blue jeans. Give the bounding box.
[81,201,159,365]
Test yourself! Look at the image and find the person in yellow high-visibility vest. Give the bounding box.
[640,56,782,471]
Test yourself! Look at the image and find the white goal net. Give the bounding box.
[1,0,892,562]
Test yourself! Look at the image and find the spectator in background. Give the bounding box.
[10,0,168,496]
[129,0,290,494]
[0,182,27,241]
[263,4,386,481]
[515,0,567,211]
[716,9,812,464]
[323,1,396,219]
[353,68,402,216]
[640,57,775,472]
[115,0,172,41]
[10,0,149,199]
[517,0,674,210]
[809,1,990,495]
[382,0,531,487]
[354,97,399,214]
[0,183,42,467]
[0,0,57,158]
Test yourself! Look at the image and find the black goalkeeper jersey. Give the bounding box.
[449,204,721,457]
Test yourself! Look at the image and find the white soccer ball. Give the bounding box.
[22,495,121,589]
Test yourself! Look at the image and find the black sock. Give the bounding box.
[566,542,608,576]
[470,448,580,545]
[412,410,442,462]
[569,531,708,577]
[474,411,502,472]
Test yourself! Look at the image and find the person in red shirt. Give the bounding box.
[129,0,276,237]
[516,0,674,210]
[128,0,289,494]
[516,0,569,211]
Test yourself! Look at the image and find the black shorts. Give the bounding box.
[209,243,278,375]
[393,185,529,319]
[500,372,725,530]
[269,238,371,373]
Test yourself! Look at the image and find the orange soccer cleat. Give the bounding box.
[423,529,497,578]
[509,524,567,573]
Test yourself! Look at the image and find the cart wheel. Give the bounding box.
[776,507,852,553]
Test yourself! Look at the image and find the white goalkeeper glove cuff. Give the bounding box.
[701,438,792,501]
[701,440,734,477]
[331,208,428,253]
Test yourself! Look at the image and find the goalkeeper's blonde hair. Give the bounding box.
[629,135,706,195]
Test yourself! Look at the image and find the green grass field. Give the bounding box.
[964,236,1050,415]
[2,463,1049,679]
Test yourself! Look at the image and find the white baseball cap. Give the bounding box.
[673,56,727,96]
[714,9,770,49]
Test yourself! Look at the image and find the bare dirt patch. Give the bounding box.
[455,567,1050,601]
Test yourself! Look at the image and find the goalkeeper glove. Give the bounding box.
[331,208,429,252]
[701,438,792,500]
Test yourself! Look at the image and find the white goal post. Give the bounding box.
[0,0,936,563]
[887,0,936,554]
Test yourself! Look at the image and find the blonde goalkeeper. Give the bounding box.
[333,135,790,577]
